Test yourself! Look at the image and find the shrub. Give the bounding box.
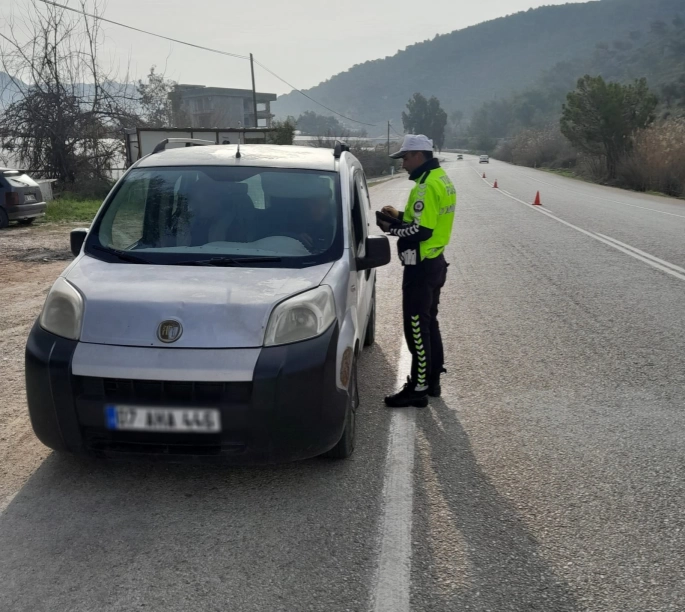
[576,155,608,182]
[267,119,296,145]
[496,125,577,168]
[617,120,685,196]
[307,135,400,177]
[493,139,515,162]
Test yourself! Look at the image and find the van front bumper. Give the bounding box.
[25,321,348,463]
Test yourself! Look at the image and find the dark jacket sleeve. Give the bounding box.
[388,223,433,243]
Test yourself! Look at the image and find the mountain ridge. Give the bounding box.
[273,0,685,134]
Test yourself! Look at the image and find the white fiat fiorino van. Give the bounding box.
[25,141,391,462]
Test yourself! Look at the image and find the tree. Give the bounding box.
[661,83,680,108]
[467,106,498,152]
[296,111,343,135]
[0,0,138,191]
[401,93,448,151]
[445,110,466,148]
[466,99,516,152]
[450,110,464,129]
[560,75,658,179]
[267,118,296,145]
[137,66,176,128]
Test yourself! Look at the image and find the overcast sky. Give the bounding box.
[0,0,591,94]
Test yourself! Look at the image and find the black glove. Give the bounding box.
[375,210,402,230]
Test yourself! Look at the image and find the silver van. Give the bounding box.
[25,142,390,462]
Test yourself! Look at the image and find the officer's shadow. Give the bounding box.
[414,396,581,611]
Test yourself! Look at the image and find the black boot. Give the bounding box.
[385,377,429,408]
[428,368,447,398]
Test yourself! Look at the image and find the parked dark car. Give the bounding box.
[0,168,46,229]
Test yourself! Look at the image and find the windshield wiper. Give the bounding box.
[173,256,283,267]
[89,244,153,265]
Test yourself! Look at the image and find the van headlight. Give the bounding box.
[264,286,336,347]
[39,277,84,341]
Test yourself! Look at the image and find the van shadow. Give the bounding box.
[413,397,581,611]
[0,344,398,612]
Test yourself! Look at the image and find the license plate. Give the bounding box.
[24,194,36,203]
[105,405,221,433]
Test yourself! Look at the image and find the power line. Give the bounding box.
[38,0,250,61]
[37,0,378,128]
[390,123,404,137]
[252,59,377,127]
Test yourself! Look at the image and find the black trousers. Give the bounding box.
[402,255,448,388]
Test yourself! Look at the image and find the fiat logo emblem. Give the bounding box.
[157,320,183,344]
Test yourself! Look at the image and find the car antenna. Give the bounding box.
[236,142,241,159]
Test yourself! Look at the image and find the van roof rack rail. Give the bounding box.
[333,141,350,159]
[151,138,216,155]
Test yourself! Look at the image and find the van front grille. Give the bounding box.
[74,376,252,406]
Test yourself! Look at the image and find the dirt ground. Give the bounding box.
[0,224,77,511]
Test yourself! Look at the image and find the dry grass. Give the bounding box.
[495,125,577,169]
[618,119,685,197]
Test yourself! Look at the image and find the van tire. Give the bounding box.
[0,209,8,230]
[363,292,376,347]
[323,360,358,459]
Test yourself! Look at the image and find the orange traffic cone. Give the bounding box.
[533,191,541,206]
[493,180,498,188]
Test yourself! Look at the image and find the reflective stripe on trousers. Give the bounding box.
[402,255,448,388]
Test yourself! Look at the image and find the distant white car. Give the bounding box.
[479,155,490,164]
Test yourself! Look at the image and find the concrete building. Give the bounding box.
[169,85,277,129]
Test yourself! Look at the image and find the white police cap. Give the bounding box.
[389,134,435,158]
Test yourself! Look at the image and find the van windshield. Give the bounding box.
[86,166,344,268]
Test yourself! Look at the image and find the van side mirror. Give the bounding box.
[70,228,88,257]
[356,235,391,271]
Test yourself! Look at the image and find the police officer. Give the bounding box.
[376,135,456,408]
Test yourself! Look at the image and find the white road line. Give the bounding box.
[594,233,685,274]
[504,169,685,219]
[472,168,685,282]
[0,491,18,516]
[373,346,416,612]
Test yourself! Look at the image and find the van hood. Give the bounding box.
[66,256,334,349]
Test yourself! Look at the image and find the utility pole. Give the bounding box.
[250,53,259,129]
[387,120,391,157]
[388,119,395,174]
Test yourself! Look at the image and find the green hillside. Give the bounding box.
[273,0,685,135]
[466,15,685,149]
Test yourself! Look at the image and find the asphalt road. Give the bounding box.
[1,154,684,611]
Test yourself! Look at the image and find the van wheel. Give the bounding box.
[0,209,8,230]
[323,360,358,459]
[363,292,376,347]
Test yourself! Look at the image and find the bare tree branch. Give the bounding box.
[0,0,143,191]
